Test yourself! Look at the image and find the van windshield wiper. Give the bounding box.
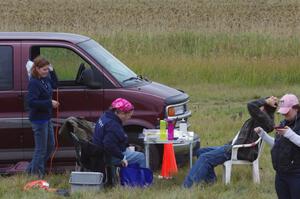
[122,76,140,83]
[138,75,150,82]
[122,75,150,83]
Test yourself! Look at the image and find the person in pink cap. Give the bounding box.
[255,94,300,199]
[92,98,146,168]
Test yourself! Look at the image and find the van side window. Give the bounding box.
[0,46,13,90]
[30,46,113,88]
[40,47,91,83]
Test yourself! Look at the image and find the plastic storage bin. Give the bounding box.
[69,171,104,193]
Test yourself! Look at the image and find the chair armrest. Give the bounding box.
[231,138,262,160]
[232,137,261,149]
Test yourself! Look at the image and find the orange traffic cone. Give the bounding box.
[160,143,178,179]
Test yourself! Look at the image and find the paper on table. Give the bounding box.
[143,129,195,142]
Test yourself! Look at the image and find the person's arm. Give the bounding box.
[282,128,300,147]
[247,98,276,132]
[27,81,52,110]
[255,127,275,147]
[102,123,125,160]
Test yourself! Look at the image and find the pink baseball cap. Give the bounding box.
[111,98,134,112]
[278,94,299,114]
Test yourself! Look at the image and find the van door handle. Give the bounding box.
[19,94,29,111]
[17,94,23,99]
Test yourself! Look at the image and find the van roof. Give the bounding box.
[0,32,90,44]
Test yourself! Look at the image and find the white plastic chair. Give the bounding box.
[223,131,264,184]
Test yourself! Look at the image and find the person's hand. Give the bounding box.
[48,64,54,71]
[276,126,289,136]
[52,100,60,109]
[254,127,263,134]
[266,96,278,108]
[121,159,128,167]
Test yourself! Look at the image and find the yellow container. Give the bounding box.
[160,120,167,140]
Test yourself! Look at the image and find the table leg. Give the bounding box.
[145,143,150,168]
[189,142,193,169]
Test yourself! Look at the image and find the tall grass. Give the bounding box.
[97,32,300,57]
[1,0,300,36]
[97,32,300,87]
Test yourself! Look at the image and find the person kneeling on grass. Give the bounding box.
[255,94,300,199]
[182,96,278,188]
[92,98,146,168]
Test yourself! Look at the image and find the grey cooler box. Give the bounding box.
[69,171,104,193]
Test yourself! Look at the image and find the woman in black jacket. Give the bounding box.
[26,56,59,178]
[256,94,300,199]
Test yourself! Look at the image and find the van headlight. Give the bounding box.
[167,105,185,117]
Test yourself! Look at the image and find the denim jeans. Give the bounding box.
[26,121,55,176]
[111,148,146,168]
[275,172,300,199]
[183,144,232,188]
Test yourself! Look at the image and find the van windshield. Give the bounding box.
[78,39,140,86]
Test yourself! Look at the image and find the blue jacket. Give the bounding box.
[92,110,128,160]
[27,71,57,122]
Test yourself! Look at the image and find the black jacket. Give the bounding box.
[271,113,300,173]
[231,98,276,161]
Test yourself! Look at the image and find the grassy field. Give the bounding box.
[1,0,300,198]
[1,0,300,36]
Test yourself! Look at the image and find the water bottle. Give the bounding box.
[160,120,167,140]
[179,119,187,137]
[167,119,174,140]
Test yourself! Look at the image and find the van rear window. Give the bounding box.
[0,46,13,90]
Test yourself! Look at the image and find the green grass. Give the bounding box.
[99,32,300,87]
[97,32,300,58]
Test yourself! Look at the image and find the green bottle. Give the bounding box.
[160,120,167,140]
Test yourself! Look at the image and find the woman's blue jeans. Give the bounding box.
[111,148,146,168]
[26,121,55,176]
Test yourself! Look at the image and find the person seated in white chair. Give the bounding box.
[182,96,277,188]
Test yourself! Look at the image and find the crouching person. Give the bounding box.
[92,98,146,168]
[182,96,277,188]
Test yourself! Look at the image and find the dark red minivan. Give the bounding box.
[0,32,198,170]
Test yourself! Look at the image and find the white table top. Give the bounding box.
[143,129,199,144]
